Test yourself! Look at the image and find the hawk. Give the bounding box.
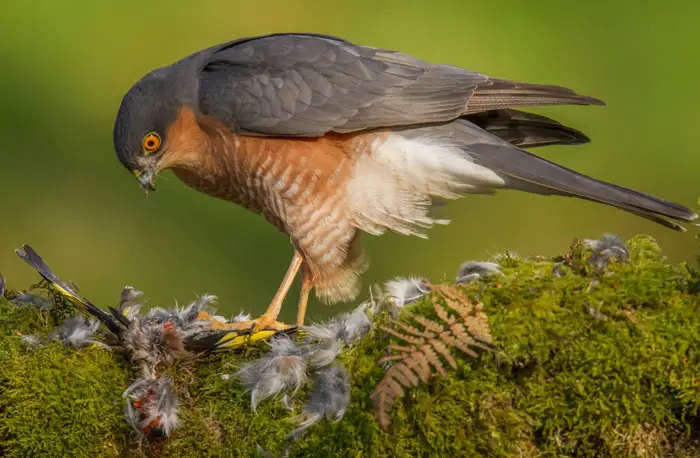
[112,33,697,332]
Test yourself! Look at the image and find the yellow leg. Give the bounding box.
[212,250,303,332]
[255,250,304,330]
[296,267,314,326]
[195,250,310,344]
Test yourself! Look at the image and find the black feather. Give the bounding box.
[465,109,590,148]
[15,245,123,335]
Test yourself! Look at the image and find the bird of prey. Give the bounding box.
[112,32,697,332]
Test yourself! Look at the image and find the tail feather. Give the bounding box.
[15,245,123,334]
[467,79,605,114]
[502,178,688,231]
[464,143,697,230]
[464,109,590,148]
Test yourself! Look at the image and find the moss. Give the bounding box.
[1,234,700,457]
[0,303,133,457]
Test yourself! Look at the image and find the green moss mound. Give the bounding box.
[1,234,699,457]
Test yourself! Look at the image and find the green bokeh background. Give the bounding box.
[1,1,698,322]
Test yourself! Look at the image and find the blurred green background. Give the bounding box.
[1,0,698,323]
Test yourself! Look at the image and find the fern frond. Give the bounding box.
[387,344,414,354]
[393,362,421,387]
[421,343,447,377]
[378,325,425,345]
[371,283,493,431]
[391,319,436,339]
[407,350,432,383]
[429,339,457,370]
[440,333,478,358]
[433,302,455,325]
[378,354,408,364]
[402,310,444,333]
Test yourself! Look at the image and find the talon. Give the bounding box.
[252,315,293,332]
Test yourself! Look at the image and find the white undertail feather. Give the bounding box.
[347,134,505,238]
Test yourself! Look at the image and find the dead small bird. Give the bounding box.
[13,244,315,439]
[14,244,296,360]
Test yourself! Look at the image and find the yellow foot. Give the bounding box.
[196,311,292,332]
[235,315,294,333]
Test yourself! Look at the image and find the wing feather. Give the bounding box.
[196,34,602,137]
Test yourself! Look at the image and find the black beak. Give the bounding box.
[135,170,156,191]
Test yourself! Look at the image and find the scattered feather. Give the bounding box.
[305,339,342,368]
[288,363,351,439]
[383,277,431,308]
[588,306,609,321]
[118,286,145,319]
[282,363,351,455]
[552,262,569,278]
[49,316,108,349]
[455,261,503,284]
[233,311,252,322]
[337,305,373,345]
[303,303,372,348]
[584,234,630,271]
[20,334,42,347]
[11,293,53,309]
[255,444,278,458]
[123,377,180,437]
[235,335,308,412]
[175,294,218,328]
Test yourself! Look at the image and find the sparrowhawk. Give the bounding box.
[112,33,698,332]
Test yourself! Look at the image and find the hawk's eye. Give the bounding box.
[142,133,161,154]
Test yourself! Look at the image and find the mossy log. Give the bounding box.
[1,235,699,457]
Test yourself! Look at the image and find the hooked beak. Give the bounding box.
[133,169,156,191]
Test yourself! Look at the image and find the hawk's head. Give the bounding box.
[113,68,184,191]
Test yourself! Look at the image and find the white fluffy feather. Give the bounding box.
[347,134,505,237]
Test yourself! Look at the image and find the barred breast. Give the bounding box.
[161,107,370,303]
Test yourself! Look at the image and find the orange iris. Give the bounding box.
[143,133,161,153]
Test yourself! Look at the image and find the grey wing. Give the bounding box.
[197,33,603,137]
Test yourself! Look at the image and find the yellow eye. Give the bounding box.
[142,132,161,154]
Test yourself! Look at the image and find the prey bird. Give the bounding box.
[112,33,697,332]
[14,244,287,354]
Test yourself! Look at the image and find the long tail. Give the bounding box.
[15,245,123,334]
[466,79,605,114]
[464,109,590,149]
[462,140,697,231]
